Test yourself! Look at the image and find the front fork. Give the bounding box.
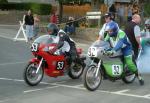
[36,58,43,74]
[90,59,102,77]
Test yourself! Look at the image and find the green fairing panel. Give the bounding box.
[103,61,123,77]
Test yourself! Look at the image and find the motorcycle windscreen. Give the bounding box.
[33,35,60,45]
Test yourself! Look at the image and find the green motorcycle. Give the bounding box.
[83,41,136,91]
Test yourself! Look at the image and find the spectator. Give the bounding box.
[33,14,40,38]
[127,5,132,22]
[144,18,150,37]
[24,10,34,40]
[117,4,125,26]
[64,16,76,35]
[109,4,116,21]
[124,14,141,60]
[98,12,119,40]
[50,12,58,24]
[132,3,139,15]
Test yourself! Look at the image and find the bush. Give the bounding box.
[0,0,8,3]
[144,3,150,17]
[0,3,52,15]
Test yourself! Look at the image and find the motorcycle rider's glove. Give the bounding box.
[49,47,57,54]
[106,50,116,56]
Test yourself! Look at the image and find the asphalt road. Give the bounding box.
[0,27,150,103]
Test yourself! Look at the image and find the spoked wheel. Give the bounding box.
[23,62,44,86]
[122,74,136,84]
[68,62,84,79]
[122,66,136,84]
[83,65,102,91]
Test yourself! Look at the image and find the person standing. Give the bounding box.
[109,4,116,21]
[127,5,132,22]
[124,14,141,60]
[24,10,34,40]
[33,14,40,38]
[64,16,76,35]
[98,12,119,40]
[117,4,125,26]
[50,12,58,24]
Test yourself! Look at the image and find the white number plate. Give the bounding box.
[112,65,122,76]
[88,47,97,57]
[31,43,38,52]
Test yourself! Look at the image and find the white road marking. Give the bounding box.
[52,81,67,84]
[24,86,59,93]
[111,91,150,99]
[0,61,27,66]
[0,77,150,99]
[0,77,66,85]
[75,84,83,87]
[0,35,13,40]
[143,94,150,97]
[0,24,18,27]
[112,89,129,93]
[0,99,10,103]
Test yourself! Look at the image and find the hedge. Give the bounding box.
[144,3,150,17]
[0,3,52,15]
[0,0,8,3]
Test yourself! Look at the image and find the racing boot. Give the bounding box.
[135,71,144,86]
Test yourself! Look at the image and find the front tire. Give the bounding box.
[23,62,44,86]
[83,65,102,91]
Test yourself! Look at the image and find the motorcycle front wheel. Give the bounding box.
[23,62,44,86]
[83,65,102,91]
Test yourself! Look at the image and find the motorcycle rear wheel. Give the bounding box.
[83,65,102,91]
[122,74,136,84]
[68,62,84,79]
[122,66,136,84]
[24,62,44,86]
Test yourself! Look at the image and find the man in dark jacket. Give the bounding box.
[24,10,34,40]
[124,14,141,60]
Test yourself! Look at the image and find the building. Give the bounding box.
[7,0,58,5]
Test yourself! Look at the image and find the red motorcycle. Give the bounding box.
[24,35,86,86]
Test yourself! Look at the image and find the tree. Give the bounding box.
[0,0,8,3]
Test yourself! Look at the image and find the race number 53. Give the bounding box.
[31,43,38,52]
[57,61,64,70]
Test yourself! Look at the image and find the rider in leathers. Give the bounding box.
[47,23,84,66]
[104,21,144,85]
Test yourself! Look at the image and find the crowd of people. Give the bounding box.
[24,9,77,41]
[98,9,150,85]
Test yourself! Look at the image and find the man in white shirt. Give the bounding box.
[98,12,119,40]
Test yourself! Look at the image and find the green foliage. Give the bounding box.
[0,0,8,3]
[144,3,150,17]
[0,3,52,15]
[30,3,51,15]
